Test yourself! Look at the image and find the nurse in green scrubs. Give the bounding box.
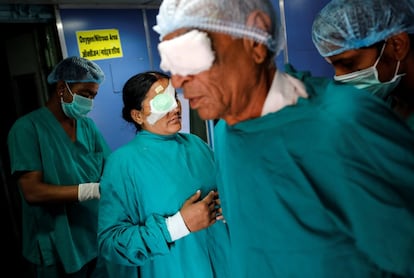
[7,56,111,277]
[312,0,414,131]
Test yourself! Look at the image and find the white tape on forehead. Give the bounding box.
[155,85,164,94]
[158,30,215,76]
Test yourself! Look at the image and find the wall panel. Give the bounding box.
[58,8,190,150]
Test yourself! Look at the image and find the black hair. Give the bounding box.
[122,71,170,132]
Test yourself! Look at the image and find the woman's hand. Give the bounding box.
[180,190,220,232]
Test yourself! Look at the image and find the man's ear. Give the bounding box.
[56,80,66,96]
[388,32,411,61]
[243,10,271,64]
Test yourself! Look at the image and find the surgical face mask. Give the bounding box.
[146,80,178,125]
[334,43,405,100]
[61,82,94,119]
[158,30,215,76]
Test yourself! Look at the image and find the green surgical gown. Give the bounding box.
[98,131,228,278]
[7,107,111,273]
[214,66,414,277]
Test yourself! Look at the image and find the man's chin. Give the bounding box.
[197,108,218,121]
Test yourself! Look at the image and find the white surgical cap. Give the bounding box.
[312,0,414,57]
[47,56,105,84]
[153,0,284,54]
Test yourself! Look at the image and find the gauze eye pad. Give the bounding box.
[147,80,178,125]
[158,30,215,76]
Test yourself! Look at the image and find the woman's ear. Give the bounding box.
[243,10,271,64]
[388,32,411,61]
[130,109,143,124]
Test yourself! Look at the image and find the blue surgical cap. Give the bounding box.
[312,0,414,57]
[153,0,284,54]
[47,56,105,84]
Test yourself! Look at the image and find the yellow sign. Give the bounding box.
[76,29,123,61]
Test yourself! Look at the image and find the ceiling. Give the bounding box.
[0,0,162,8]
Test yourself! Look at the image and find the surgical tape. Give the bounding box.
[78,182,100,202]
[147,80,178,125]
[158,30,215,76]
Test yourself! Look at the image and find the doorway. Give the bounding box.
[0,20,62,275]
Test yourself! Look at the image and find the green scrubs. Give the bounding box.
[214,66,414,277]
[98,131,228,277]
[7,107,111,274]
[406,114,414,131]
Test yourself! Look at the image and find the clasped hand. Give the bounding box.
[180,190,224,232]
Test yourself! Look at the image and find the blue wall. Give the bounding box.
[282,0,333,77]
[59,1,331,151]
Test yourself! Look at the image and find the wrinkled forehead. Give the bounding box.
[162,28,194,41]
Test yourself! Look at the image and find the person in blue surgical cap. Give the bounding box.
[7,56,111,277]
[312,0,414,130]
[153,0,414,277]
[97,71,228,278]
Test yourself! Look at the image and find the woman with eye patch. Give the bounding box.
[97,71,229,278]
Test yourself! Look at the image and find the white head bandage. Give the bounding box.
[146,80,178,125]
[158,30,215,76]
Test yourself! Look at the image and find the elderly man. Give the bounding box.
[153,0,414,277]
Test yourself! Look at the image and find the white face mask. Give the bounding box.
[334,42,405,100]
[61,82,94,119]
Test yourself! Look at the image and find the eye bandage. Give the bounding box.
[146,80,178,125]
[158,30,215,76]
